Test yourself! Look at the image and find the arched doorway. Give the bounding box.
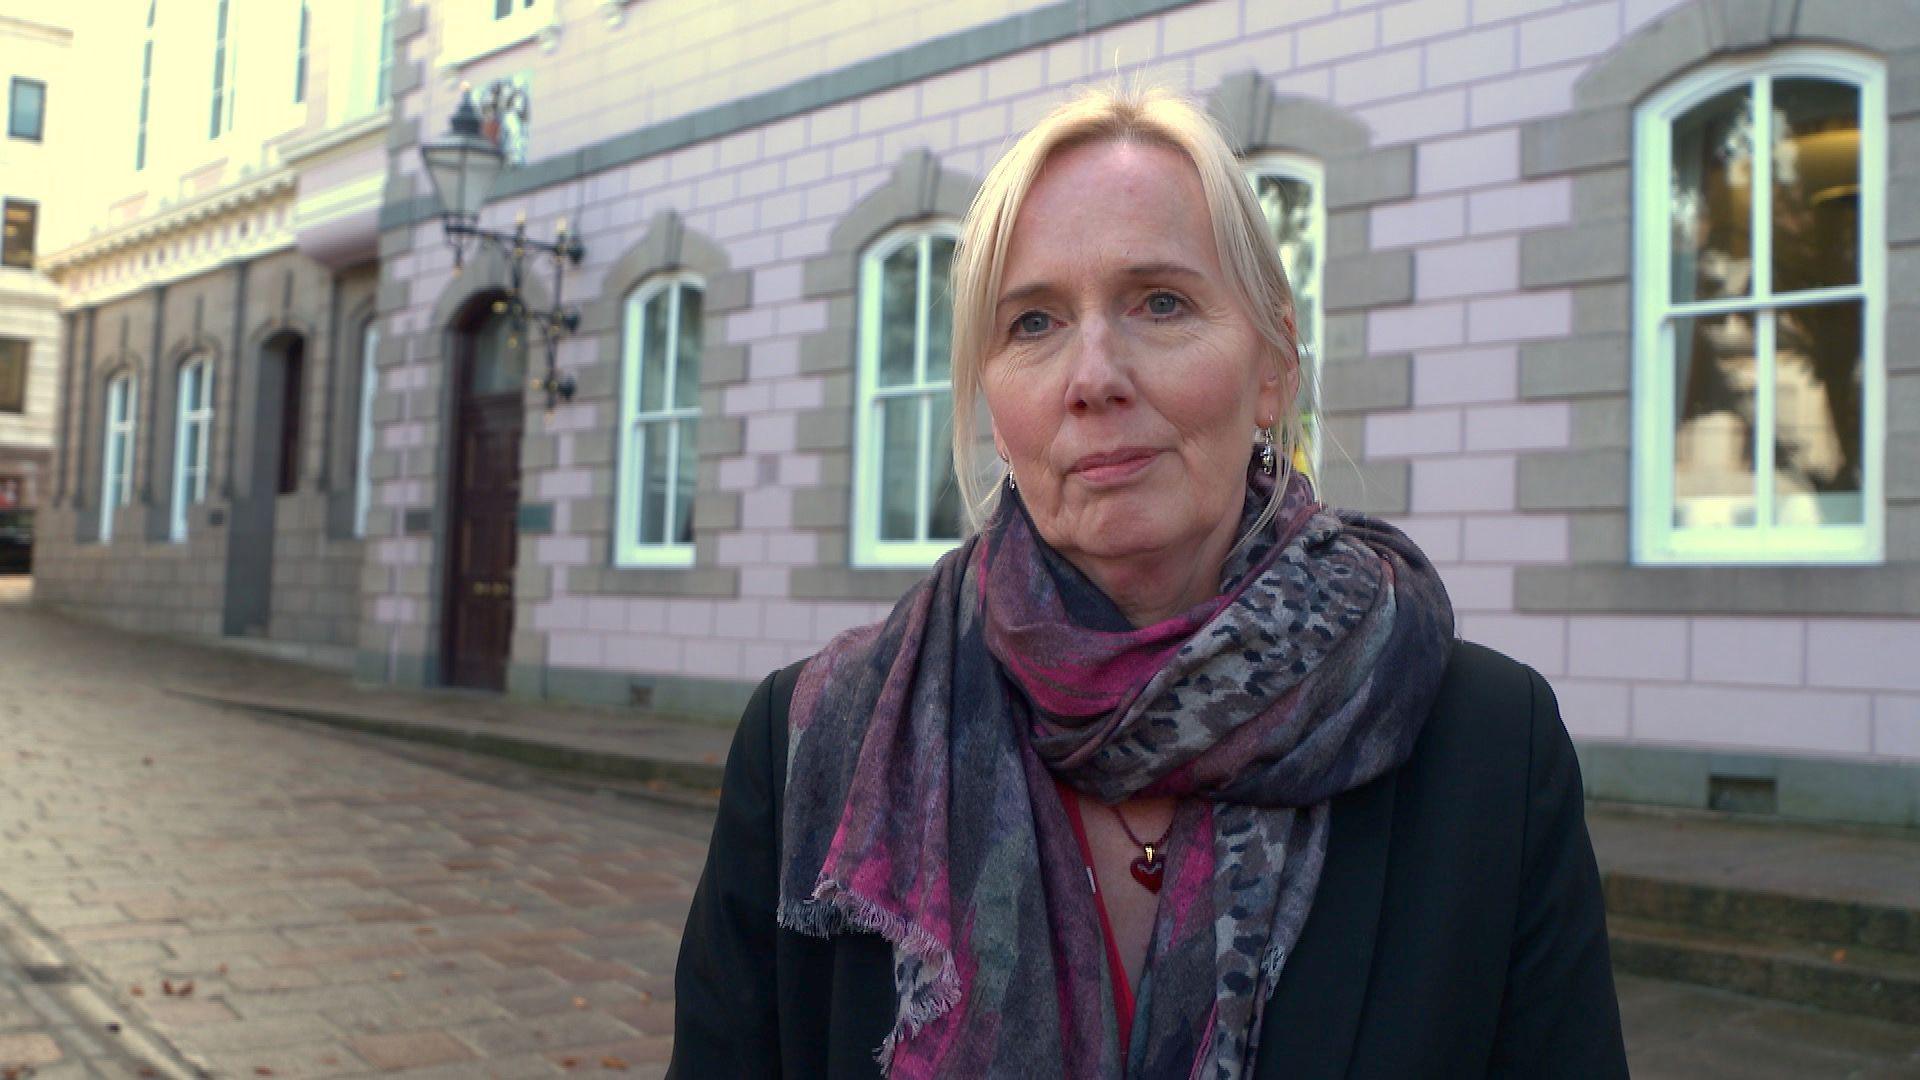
[441,298,526,690]
[224,332,304,637]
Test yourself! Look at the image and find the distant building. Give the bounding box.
[42,0,1920,825]
[34,0,395,663]
[0,12,69,523]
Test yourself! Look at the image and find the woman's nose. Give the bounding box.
[1063,316,1132,413]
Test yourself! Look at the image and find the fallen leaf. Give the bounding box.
[254,1068,274,1077]
[571,996,587,1009]
[161,979,174,996]
[600,1057,628,1071]
[1833,948,1848,963]
[179,980,195,997]
[142,756,153,766]
[559,1057,580,1069]
[637,991,653,1004]
[216,963,229,975]
[388,970,407,981]
[130,983,145,996]
[319,1056,338,1066]
[413,926,436,936]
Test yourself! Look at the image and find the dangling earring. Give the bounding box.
[1257,426,1277,476]
[1005,469,1018,492]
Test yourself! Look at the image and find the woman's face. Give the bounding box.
[984,139,1286,619]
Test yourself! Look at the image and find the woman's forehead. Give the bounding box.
[1003,140,1218,289]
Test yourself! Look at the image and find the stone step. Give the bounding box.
[1610,915,1920,1026]
[1605,870,1920,957]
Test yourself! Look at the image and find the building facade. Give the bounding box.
[0,13,71,524]
[43,0,1920,824]
[34,0,396,662]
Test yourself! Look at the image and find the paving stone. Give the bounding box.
[346,1030,477,1070]
[0,1032,63,1067]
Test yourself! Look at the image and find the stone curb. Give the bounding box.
[163,687,728,798]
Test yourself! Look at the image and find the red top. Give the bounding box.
[1056,779,1138,1058]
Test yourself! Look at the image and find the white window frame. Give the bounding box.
[171,357,212,542]
[614,273,703,568]
[208,0,239,141]
[1631,48,1887,566]
[354,321,378,538]
[100,374,137,543]
[1243,154,1326,476]
[852,224,964,568]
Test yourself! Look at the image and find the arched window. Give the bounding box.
[353,319,378,538]
[615,273,702,567]
[853,225,962,567]
[1244,155,1325,474]
[171,356,212,542]
[1632,49,1886,564]
[100,373,137,542]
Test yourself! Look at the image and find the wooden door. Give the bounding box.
[444,311,525,691]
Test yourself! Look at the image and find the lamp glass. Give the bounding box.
[421,135,504,220]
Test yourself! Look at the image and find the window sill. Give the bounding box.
[613,545,695,569]
[436,9,559,73]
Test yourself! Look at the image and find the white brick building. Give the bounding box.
[43,0,1920,825]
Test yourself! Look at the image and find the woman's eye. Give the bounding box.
[1012,311,1053,337]
[1144,292,1183,317]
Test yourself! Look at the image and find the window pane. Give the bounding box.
[1772,78,1860,294]
[9,80,44,139]
[673,286,703,411]
[182,422,203,500]
[925,389,961,540]
[878,396,918,541]
[1670,86,1754,304]
[638,423,666,545]
[639,290,669,413]
[1773,300,1863,526]
[0,339,26,413]
[878,245,918,387]
[471,312,527,395]
[1255,174,1318,348]
[1672,312,1758,528]
[673,417,697,544]
[925,237,955,384]
[2,201,36,268]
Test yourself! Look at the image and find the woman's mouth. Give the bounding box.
[1069,448,1161,486]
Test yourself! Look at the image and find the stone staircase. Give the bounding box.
[1592,806,1920,1025]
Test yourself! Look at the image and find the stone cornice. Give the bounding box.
[39,170,298,275]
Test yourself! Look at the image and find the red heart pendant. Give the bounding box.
[1129,853,1165,893]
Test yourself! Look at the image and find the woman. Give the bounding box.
[672,86,1627,1079]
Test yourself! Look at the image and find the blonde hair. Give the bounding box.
[949,83,1308,531]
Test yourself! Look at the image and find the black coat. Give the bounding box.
[671,641,1629,1078]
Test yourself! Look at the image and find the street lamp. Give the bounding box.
[419,89,583,407]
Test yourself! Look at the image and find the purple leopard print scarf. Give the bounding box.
[778,468,1454,1079]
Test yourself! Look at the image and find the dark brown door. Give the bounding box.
[444,309,526,691]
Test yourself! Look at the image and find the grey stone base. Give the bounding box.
[1577,741,1920,829]
[352,653,757,725]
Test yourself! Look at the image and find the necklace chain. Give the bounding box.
[1106,802,1174,858]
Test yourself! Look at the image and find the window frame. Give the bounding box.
[100,374,137,543]
[1243,153,1326,476]
[136,1,157,171]
[171,357,212,542]
[208,0,238,141]
[0,338,26,414]
[852,223,964,569]
[353,320,378,539]
[8,77,45,142]
[1630,47,1888,566]
[2,199,36,270]
[614,272,704,568]
[293,0,310,105]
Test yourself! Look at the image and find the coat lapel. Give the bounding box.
[1251,767,1399,1079]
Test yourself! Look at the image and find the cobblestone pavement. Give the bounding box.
[2,579,1918,1077]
